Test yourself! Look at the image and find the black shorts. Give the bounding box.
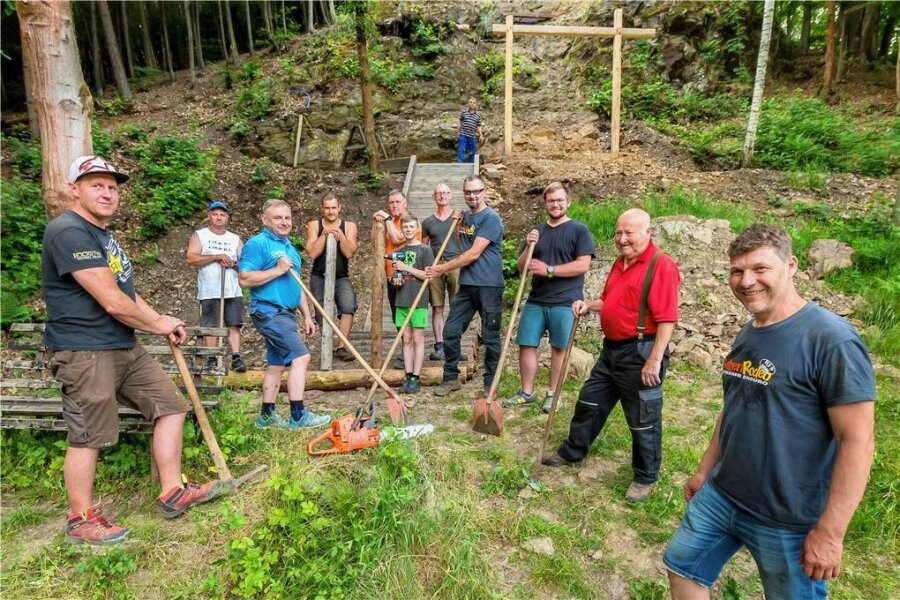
[200,297,245,328]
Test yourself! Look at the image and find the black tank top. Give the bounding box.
[311,219,350,278]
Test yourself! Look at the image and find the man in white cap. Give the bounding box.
[41,156,223,546]
[185,199,247,372]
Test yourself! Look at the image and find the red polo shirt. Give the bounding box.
[599,241,680,341]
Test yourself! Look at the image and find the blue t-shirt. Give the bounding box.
[711,302,875,531]
[458,207,503,287]
[239,228,302,310]
[525,219,595,306]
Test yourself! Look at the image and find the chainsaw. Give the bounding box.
[307,404,433,457]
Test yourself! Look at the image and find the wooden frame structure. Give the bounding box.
[492,9,656,154]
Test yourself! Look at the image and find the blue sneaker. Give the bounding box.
[501,389,537,408]
[255,412,290,429]
[289,410,332,429]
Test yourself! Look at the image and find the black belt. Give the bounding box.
[604,334,655,348]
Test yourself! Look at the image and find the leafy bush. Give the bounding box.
[587,77,746,123]
[128,136,218,238]
[476,50,538,100]
[251,157,276,184]
[234,78,276,121]
[410,19,450,59]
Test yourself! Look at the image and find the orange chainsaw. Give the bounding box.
[307,405,433,457]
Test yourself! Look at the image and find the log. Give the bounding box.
[223,366,470,392]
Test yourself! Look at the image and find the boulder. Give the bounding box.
[568,346,595,383]
[686,347,713,370]
[807,239,854,280]
[521,537,556,557]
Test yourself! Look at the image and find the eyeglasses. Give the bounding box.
[463,188,485,196]
[544,198,567,205]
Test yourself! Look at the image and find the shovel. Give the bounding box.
[288,269,407,425]
[472,241,535,436]
[168,339,267,492]
[530,312,581,486]
[363,214,462,404]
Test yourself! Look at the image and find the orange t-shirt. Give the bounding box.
[384,216,422,277]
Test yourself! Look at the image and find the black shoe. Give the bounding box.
[433,380,462,397]
[391,355,405,370]
[231,355,247,373]
[541,452,577,467]
[333,347,354,362]
[429,348,446,361]
[205,356,218,371]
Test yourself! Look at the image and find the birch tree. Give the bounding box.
[742,0,776,168]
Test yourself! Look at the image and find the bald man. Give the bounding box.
[543,209,681,503]
[421,183,461,360]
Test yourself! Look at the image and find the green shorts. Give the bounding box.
[395,306,428,329]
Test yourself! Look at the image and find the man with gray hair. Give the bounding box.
[421,183,461,361]
[665,223,875,599]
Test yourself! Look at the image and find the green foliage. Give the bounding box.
[127,136,218,238]
[0,431,67,494]
[476,50,538,100]
[96,96,134,117]
[629,576,668,600]
[410,19,450,59]
[263,186,285,200]
[74,547,137,596]
[234,78,276,121]
[587,77,746,123]
[229,119,250,141]
[251,157,276,184]
[239,58,264,82]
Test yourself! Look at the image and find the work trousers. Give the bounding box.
[557,336,667,484]
[442,284,503,390]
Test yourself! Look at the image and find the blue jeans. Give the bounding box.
[664,483,827,599]
[442,285,502,390]
[456,135,477,163]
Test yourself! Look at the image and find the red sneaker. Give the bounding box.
[158,477,225,519]
[66,504,129,545]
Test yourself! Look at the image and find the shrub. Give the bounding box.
[410,19,450,59]
[234,78,276,121]
[476,50,538,99]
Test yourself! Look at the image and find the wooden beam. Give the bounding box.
[491,24,656,39]
[370,221,385,369]
[611,9,623,154]
[320,234,337,370]
[224,366,470,392]
[504,14,514,155]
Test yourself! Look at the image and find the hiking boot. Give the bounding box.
[406,378,421,393]
[625,481,656,503]
[288,410,331,429]
[158,478,225,519]
[333,347,354,362]
[542,391,559,414]
[433,380,462,397]
[501,389,538,408]
[255,411,290,429]
[205,355,218,371]
[541,452,578,468]
[428,348,446,361]
[231,354,247,373]
[398,377,412,394]
[66,504,129,545]
[391,355,405,370]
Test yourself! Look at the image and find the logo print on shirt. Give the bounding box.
[106,235,132,284]
[723,357,775,386]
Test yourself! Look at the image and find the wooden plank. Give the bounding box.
[159,364,227,376]
[504,14,514,155]
[611,8,623,153]
[370,221,385,369]
[401,154,417,198]
[381,156,411,173]
[3,359,49,370]
[0,379,59,389]
[320,234,337,370]
[144,345,229,356]
[490,24,656,39]
[1,418,153,433]
[10,323,228,337]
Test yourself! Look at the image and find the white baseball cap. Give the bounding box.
[68,155,129,184]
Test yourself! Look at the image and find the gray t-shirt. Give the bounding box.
[710,302,875,530]
[422,214,460,260]
[459,207,504,287]
[394,243,434,309]
[42,211,137,350]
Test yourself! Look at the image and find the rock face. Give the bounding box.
[807,239,854,280]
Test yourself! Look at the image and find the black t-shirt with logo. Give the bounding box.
[393,243,434,309]
[525,220,595,306]
[42,211,137,350]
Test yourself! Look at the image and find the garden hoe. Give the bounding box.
[289,269,407,425]
[472,241,535,436]
[169,340,267,493]
[529,313,581,489]
[363,214,462,405]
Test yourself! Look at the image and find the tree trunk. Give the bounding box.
[217,1,228,58]
[161,1,175,81]
[97,0,132,99]
[800,2,812,52]
[821,0,836,99]
[223,365,469,392]
[120,0,134,76]
[16,0,93,219]
[354,2,379,174]
[281,0,287,34]
[307,0,314,34]
[742,0,775,169]
[193,2,205,69]
[879,17,896,58]
[860,3,880,62]
[245,0,254,55]
[836,5,848,82]
[785,3,795,44]
[224,0,240,63]
[21,48,40,140]
[184,0,197,86]
[326,0,337,26]
[90,1,104,96]
[138,1,157,69]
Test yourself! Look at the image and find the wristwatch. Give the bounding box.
[547,265,555,278]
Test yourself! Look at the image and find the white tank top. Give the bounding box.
[195,228,242,299]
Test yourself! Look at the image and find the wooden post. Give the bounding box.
[611,9,623,154]
[292,114,304,167]
[319,234,337,370]
[370,222,385,369]
[504,14,514,156]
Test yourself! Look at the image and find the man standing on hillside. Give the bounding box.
[239,199,330,430]
[501,182,594,413]
[185,200,247,373]
[43,156,223,545]
[665,224,875,599]
[306,192,359,362]
[456,97,483,163]
[427,176,504,395]
[542,208,680,504]
[421,183,461,361]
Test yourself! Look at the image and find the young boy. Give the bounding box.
[390,214,434,393]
